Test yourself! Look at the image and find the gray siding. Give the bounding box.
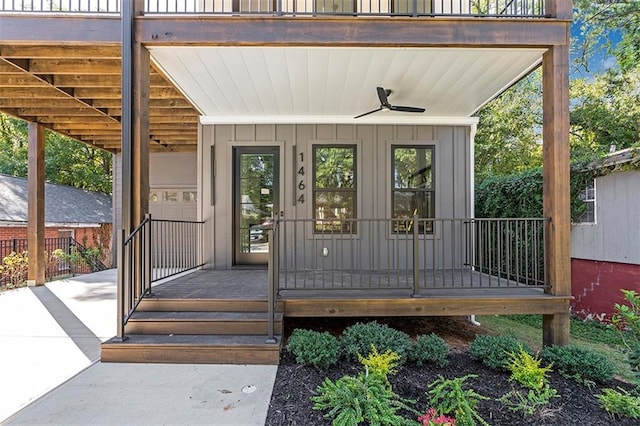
[571,170,640,265]
[203,123,474,269]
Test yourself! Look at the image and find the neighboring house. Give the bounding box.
[1,1,573,364]
[571,148,640,321]
[0,174,113,260]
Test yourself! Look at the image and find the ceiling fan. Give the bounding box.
[354,87,426,119]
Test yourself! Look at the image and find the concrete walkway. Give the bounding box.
[0,270,277,425]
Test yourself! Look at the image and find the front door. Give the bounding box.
[233,146,279,265]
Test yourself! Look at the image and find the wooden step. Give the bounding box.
[125,311,283,335]
[137,298,283,313]
[101,334,281,365]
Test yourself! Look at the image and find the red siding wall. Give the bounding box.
[572,258,640,321]
[0,224,112,250]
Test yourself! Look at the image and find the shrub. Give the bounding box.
[312,372,415,426]
[612,289,640,384]
[428,375,490,426]
[498,385,559,417]
[505,347,552,390]
[358,346,401,379]
[541,345,615,384]
[597,388,640,419]
[0,251,29,288]
[468,335,531,370]
[286,329,341,368]
[341,321,412,362]
[409,333,450,367]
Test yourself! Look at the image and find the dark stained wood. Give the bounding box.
[542,43,571,346]
[0,15,120,43]
[139,17,570,47]
[132,36,150,228]
[27,123,45,286]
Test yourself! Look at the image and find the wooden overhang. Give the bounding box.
[0,13,570,153]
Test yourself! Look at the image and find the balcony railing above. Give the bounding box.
[2,0,548,17]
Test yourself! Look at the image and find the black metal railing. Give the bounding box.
[269,216,547,293]
[116,215,204,339]
[1,0,548,17]
[0,236,108,287]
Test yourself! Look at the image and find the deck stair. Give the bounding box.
[101,298,283,365]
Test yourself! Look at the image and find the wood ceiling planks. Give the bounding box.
[0,44,198,153]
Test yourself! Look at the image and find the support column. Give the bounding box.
[542,43,571,347]
[121,0,149,233]
[27,122,45,287]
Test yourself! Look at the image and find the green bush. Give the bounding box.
[409,333,450,367]
[341,321,412,362]
[312,372,415,426]
[286,329,341,368]
[541,345,615,384]
[428,374,490,426]
[598,388,640,419]
[468,335,531,370]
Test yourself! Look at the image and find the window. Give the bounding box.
[313,145,357,233]
[391,145,434,233]
[575,180,596,223]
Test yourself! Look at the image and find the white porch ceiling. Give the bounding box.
[149,46,545,125]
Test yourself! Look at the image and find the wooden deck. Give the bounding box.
[149,268,570,317]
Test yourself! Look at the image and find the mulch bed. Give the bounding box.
[265,316,637,425]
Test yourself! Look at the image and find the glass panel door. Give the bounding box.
[233,147,279,265]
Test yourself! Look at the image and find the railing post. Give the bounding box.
[115,229,128,342]
[145,214,152,296]
[266,215,278,344]
[412,0,418,17]
[412,213,420,297]
[276,0,283,16]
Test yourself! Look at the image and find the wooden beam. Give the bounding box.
[72,87,184,99]
[28,59,122,74]
[0,45,121,59]
[140,17,571,47]
[53,74,171,88]
[542,43,571,347]
[0,73,50,86]
[0,98,87,108]
[17,107,105,116]
[0,16,121,43]
[27,122,46,287]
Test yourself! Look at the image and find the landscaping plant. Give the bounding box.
[409,333,450,367]
[341,321,412,362]
[612,289,640,384]
[468,334,531,370]
[427,375,490,426]
[417,408,456,426]
[0,251,28,289]
[541,344,615,384]
[597,387,640,420]
[285,328,341,368]
[498,347,558,416]
[312,346,416,426]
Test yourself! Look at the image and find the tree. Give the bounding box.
[474,71,543,181]
[0,113,112,194]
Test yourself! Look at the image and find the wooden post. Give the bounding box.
[27,122,45,287]
[542,43,571,347]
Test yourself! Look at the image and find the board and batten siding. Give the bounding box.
[200,123,473,269]
[571,170,640,265]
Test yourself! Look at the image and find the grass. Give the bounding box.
[477,314,637,384]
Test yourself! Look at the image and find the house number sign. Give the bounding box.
[297,151,305,204]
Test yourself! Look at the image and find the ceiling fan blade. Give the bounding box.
[376,87,391,107]
[354,107,383,119]
[390,105,426,113]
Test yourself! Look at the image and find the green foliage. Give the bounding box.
[285,329,341,369]
[468,335,531,370]
[498,385,559,417]
[427,375,490,426]
[312,371,415,426]
[358,346,401,378]
[505,315,624,346]
[341,321,412,362]
[541,345,615,384]
[409,333,450,367]
[612,290,640,384]
[0,113,112,194]
[597,388,640,420]
[505,348,552,391]
[0,251,29,288]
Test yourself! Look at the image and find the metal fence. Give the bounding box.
[1,0,547,17]
[0,237,103,287]
[271,217,547,293]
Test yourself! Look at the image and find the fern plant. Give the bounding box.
[427,375,490,426]
[598,387,640,419]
